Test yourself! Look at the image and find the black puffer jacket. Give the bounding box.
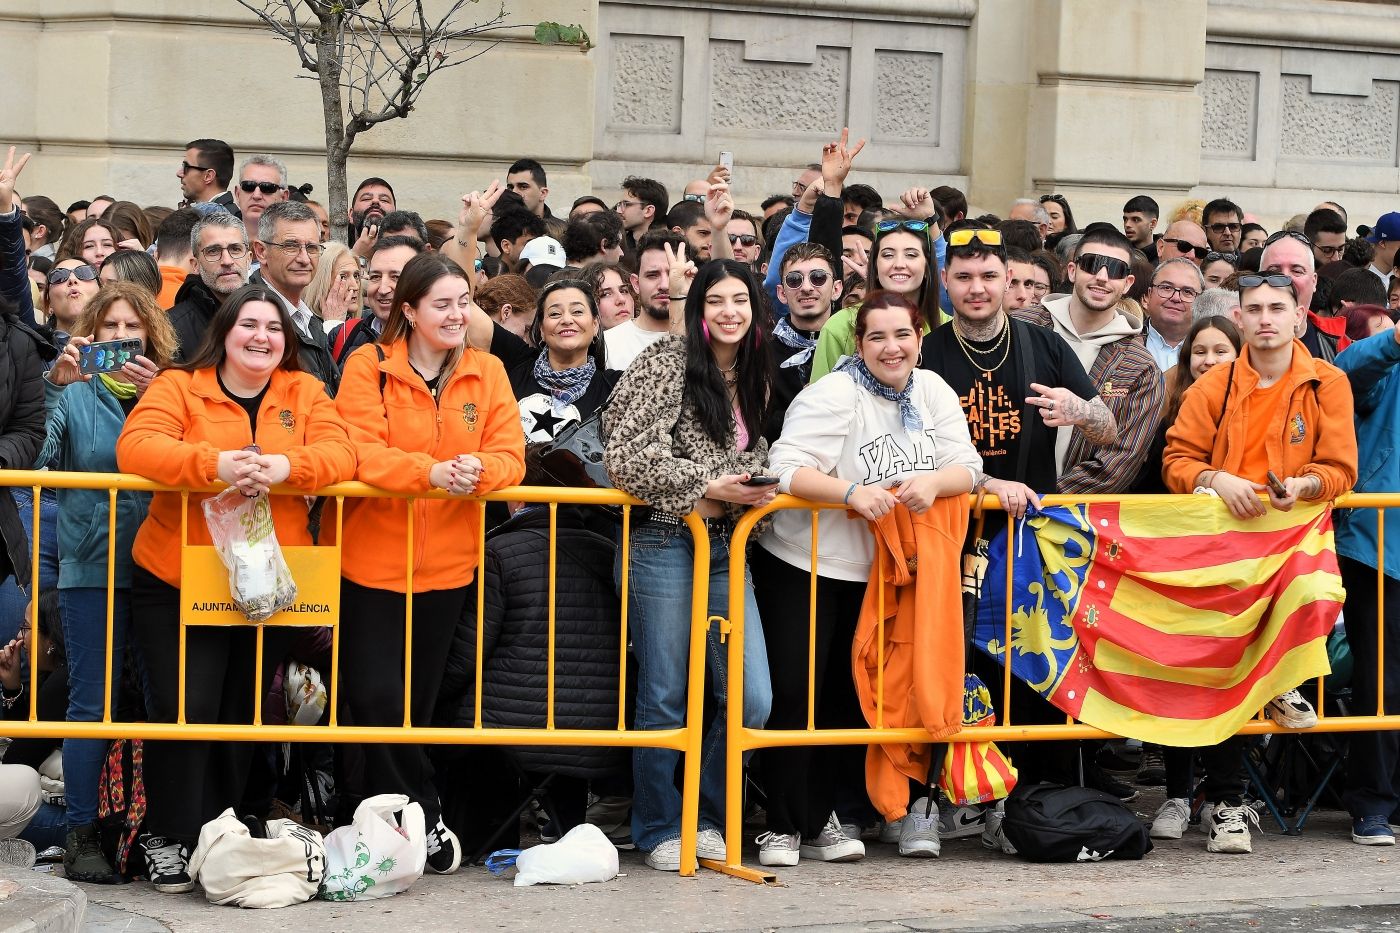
[0,310,49,585]
[439,506,625,778]
[167,273,221,362]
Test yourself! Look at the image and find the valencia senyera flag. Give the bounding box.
[972,500,1343,747]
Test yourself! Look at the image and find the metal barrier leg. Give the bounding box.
[678,514,711,878]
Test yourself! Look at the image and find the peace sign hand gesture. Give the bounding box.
[0,147,31,215]
[662,241,697,319]
[820,127,866,194]
[459,180,504,243]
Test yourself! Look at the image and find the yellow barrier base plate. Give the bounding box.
[700,858,779,884]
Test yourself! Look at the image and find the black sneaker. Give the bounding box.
[1136,746,1167,786]
[426,817,462,875]
[139,834,194,894]
[1084,763,1139,802]
[63,823,116,884]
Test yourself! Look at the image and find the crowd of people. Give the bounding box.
[0,127,1396,897]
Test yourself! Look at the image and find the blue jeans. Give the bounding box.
[0,487,59,642]
[619,523,772,852]
[19,803,67,851]
[60,587,132,827]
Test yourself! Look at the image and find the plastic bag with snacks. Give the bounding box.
[203,487,298,622]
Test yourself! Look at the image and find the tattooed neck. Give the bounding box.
[955,310,1007,343]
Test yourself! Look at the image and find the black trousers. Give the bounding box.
[131,566,291,842]
[1163,739,1246,805]
[751,545,868,838]
[1341,556,1400,820]
[338,578,469,826]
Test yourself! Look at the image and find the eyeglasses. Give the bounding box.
[1206,222,1242,234]
[47,265,98,286]
[728,234,758,247]
[1238,273,1296,292]
[260,240,323,257]
[198,243,249,261]
[239,180,284,195]
[1150,282,1200,302]
[1074,252,1131,280]
[1314,243,1347,259]
[1264,229,1312,249]
[1029,282,1051,296]
[947,229,1003,247]
[1203,251,1239,266]
[792,181,810,196]
[783,269,832,289]
[181,160,213,175]
[616,199,641,210]
[875,219,932,238]
[1162,238,1210,259]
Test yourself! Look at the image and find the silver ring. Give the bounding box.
[1049,400,1056,411]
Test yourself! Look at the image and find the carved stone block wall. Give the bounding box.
[592,0,972,202]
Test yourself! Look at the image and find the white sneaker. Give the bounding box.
[898,798,940,858]
[1266,689,1318,729]
[755,831,800,867]
[939,803,987,839]
[800,812,865,862]
[695,828,727,862]
[1206,802,1260,854]
[878,817,903,844]
[644,837,682,871]
[1150,797,1190,840]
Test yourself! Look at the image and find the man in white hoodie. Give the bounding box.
[1011,226,1163,494]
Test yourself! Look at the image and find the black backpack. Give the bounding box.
[1002,782,1153,862]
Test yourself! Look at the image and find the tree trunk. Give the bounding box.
[314,11,352,245]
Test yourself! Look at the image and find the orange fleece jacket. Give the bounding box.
[335,339,525,593]
[157,266,188,310]
[1162,340,1357,499]
[852,496,969,822]
[116,366,357,587]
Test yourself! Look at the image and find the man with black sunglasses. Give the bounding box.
[764,243,842,442]
[1202,198,1244,253]
[176,139,236,215]
[1013,227,1162,495]
[1157,219,1210,266]
[232,155,289,248]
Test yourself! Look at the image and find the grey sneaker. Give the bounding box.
[755,831,800,867]
[939,803,987,839]
[898,797,940,858]
[644,837,682,871]
[981,799,1016,855]
[800,812,864,862]
[1150,797,1190,840]
[878,817,903,844]
[0,838,35,871]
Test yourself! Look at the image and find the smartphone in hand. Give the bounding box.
[741,475,779,487]
[78,338,143,375]
[1265,470,1289,498]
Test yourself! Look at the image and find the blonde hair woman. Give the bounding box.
[303,241,362,333]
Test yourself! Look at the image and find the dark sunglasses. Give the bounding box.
[1203,251,1239,266]
[1039,194,1067,205]
[1206,222,1242,234]
[181,160,213,174]
[47,265,98,286]
[1264,229,1312,249]
[783,269,832,290]
[1237,273,1296,293]
[238,180,284,195]
[728,233,758,247]
[1074,252,1131,280]
[1163,238,1209,259]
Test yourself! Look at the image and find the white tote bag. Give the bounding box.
[188,809,326,908]
[319,794,427,901]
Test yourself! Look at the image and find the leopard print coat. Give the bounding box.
[602,336,768,518]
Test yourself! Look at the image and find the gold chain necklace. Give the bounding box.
[951,316,1012,372]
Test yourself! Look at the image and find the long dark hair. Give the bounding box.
[180,284,302,372]
[682,260,772,450]
[871,222,941,329]
[1164,315,1241,424]
[529,277,608,369]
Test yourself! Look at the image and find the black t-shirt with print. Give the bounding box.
[921,317,1098,496]
[489,323,622,444]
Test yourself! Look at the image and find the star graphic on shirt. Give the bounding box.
[518,393,579,443]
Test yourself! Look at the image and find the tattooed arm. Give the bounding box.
[1026,383,1119,445]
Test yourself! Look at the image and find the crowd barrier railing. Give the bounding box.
[718,492,1400,883]
[0,470,715,876]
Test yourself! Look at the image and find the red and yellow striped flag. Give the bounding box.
[974,500,1343,746]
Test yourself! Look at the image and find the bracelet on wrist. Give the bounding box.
[843,482,858,505]
[668,293,688,301]
[1,683,23,709]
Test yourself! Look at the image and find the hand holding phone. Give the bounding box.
[741,474,779,487]
[78,338,143,376]
[1265,470,1288,498]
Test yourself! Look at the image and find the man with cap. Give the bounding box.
[518,235,566,289]
[1365,212,1400,292]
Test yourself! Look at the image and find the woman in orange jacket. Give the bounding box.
[116,283,356,893]
[335,252,526,875]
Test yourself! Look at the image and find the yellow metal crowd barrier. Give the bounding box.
[0,470,717,875]
[716,492,1400,883]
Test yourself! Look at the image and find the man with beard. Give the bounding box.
[329,235,423,366]
[1012,226,1162,495]
[169,211,251,359]
[249,200,338,392]
[602,230,685,369]
[348,176,396,261]
[764,243,842,442]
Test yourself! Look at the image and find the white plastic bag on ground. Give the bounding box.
[202,487,297,621]
[188,809,326,908]
[514,823,620,887]
[319,794,426,901]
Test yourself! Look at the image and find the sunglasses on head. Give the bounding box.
[1203,251,1239,266]
[1163,238,1209,259]
[1237,273,1296,294]
[728,233,758,247]
[47,265,98,286]
[238,180,284,195]
[1074,252,1131,280]
[946,229,1003,247]
[1264,229,1312,248]
[875,219,932,238]
[783,269,832,290]
[1039,194,1067,205]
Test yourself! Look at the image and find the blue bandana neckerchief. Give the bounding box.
[532,352,596,415]
[833,355,923,434]
[772,316,818,369]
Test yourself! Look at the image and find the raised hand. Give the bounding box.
[0,146,32,215]
[820,127,867,194]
